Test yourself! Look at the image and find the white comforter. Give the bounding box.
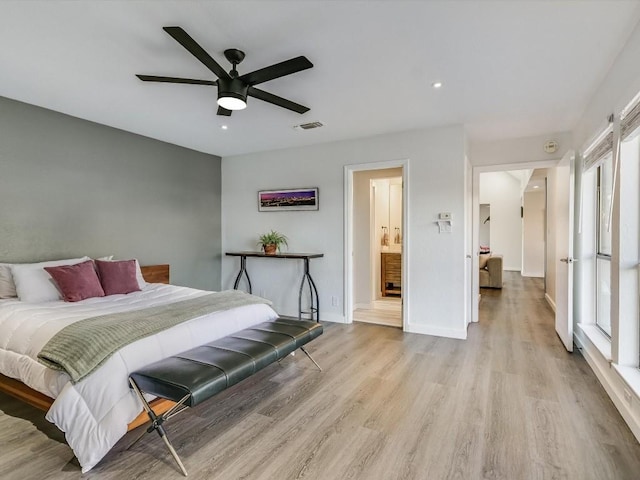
[0,284,278,472]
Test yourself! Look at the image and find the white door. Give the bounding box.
[555,151,575,352]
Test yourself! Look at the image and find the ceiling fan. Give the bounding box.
[136,26,313,116]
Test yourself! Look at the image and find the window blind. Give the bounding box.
[583,130,613,170]
[621,101,640,140]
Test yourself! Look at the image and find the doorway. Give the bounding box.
[353,173,403,327]
[471,160,560,325]
[345,160,409,330]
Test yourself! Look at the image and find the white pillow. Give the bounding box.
[0,263,17,298]
[135,260,147,289]
[11,256,91,303]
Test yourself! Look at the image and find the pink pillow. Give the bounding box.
[95,259,141,295]
[44,260,105,302]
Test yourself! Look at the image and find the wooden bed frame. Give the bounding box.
[0,264,175,431]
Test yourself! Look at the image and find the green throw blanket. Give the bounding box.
[38,290,271,383]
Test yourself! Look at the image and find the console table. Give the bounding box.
[226,252,323,322]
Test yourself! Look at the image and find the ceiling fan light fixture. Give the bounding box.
[217,95,247,110]
[217,77,248,110]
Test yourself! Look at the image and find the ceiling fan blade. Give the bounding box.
[239,56,313,86]
[248,87,309,114]
[163,26,230,80]
[136,75,216,86]
[217,106,232,116]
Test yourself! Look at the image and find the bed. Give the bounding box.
[0,263,279,473]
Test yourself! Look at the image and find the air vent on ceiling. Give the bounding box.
[294,121,324,130]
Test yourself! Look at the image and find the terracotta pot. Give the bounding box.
[263,244,277,255]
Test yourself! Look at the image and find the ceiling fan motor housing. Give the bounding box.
[217,77,249,103]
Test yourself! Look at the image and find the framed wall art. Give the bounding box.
[258,187,319,212]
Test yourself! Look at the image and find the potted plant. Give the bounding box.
[258,230,288,255]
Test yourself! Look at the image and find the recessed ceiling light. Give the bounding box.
[432,81,443,89]
[533,185,540,189]
[221,125,228,130]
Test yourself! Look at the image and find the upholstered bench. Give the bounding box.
[128,318,323,476]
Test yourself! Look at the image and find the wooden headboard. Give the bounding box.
[140,264,170,284]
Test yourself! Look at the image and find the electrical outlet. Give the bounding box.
[624,388,633,405]
[331,296,339,307]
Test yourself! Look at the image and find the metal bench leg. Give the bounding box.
[127,424,150,451]
[129,378,189,477]
[158,425,188,477]
[300,346,322,372]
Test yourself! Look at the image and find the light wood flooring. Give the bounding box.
[2,272,640,479]
[353,297,402,327]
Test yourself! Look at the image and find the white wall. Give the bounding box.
[522,190,545,277]
[479,204,490,247]
[353,171,371,307]
[573,25,640,148]
[545,168,557,307]
[222,125,468,339]
[479,172,522,271]
[388,179,403,253]
[470,131,573,167]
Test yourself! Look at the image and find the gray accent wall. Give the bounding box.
[0,96,222,290]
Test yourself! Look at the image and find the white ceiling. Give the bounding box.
[1,1,639,157]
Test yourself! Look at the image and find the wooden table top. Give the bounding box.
[226,251,324,259]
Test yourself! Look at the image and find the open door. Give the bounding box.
[554,150,575,352]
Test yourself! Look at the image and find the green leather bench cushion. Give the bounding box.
[130,318,322,407]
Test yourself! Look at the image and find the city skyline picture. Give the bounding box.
[258,188,319,211]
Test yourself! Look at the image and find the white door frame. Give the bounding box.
[345,159,409,329]
[471,159,561,323]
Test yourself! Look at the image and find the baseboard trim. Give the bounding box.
[574,331,640,443]
[320,312,347,323]
[405,323,467,339]
[545,293,556,312]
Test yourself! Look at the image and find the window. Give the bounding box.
[620,94,640,366]
[595,153,613,336]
